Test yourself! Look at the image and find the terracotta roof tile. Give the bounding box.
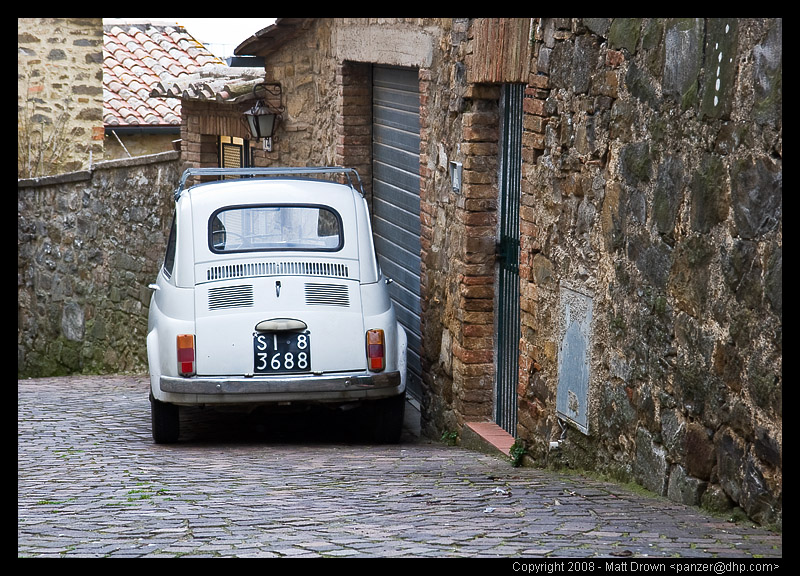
[103,22,227,128]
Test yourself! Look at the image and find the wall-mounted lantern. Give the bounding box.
[243,82,283,151]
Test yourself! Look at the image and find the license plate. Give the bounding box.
[253,331,311,373]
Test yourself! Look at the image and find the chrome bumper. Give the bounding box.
[160,370,402,396]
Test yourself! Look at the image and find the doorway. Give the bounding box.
[495,83,524,435]
[371,65,422,400]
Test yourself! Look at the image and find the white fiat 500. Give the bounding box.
[147,167,407,443]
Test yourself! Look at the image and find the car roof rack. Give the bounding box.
[174,167,365,200]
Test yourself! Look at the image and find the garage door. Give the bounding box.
[372,65,422,400]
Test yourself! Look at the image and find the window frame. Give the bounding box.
[162,212,177,278]
[207,203,345,255]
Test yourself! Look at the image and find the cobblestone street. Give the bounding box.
[18,375,781,560]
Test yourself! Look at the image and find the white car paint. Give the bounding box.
[147,168,407,443]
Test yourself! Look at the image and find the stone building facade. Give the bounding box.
[18,18,105,177]
[236,18,781,526]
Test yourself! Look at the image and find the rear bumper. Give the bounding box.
[158,370,403,404]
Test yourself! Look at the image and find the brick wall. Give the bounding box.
[449,95,500,423]
[336,62,373,194]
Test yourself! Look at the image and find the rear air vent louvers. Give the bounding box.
[206,261,349,281]
[208,285,254,310]
[304,283,350,307]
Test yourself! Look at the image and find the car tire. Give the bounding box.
[369,391,406,444]
[150,394,179,444]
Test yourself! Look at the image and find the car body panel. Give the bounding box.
[193,275,366,375]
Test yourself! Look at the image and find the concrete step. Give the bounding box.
[461,421,515,457]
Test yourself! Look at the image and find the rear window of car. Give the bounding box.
[208,204,343,253]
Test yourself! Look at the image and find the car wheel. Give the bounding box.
[369,391,405,444]
[150,394,179,444]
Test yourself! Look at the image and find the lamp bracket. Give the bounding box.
[253,82,283,113]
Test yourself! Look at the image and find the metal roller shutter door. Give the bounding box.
[372,65,422,400]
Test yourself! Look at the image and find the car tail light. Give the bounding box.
[366,329,385,372]
[177,334,195,376]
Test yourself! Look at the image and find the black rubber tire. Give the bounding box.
[369,391,406,444]
[150,394,179,444]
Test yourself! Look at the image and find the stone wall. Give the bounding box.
[258,19,340,170]
[105,131,180,161]
[514,18,781,527]
[18,18,105,176]
[18,152,180,377]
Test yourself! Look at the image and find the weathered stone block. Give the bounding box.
[689,154,729,232]
[753,19,782,126]
[608,18,642,54]
[669,235,714,317]
[700,19,738,119]
[635,427,668,496]
[667,464,707,506]
[663,19,703,109]
[684,422,715,480]
[730,156,782,239]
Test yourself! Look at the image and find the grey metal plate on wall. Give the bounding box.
[556,284,593,434]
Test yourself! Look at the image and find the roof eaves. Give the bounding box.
[148,66,266,104]
[234,18,315,58]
